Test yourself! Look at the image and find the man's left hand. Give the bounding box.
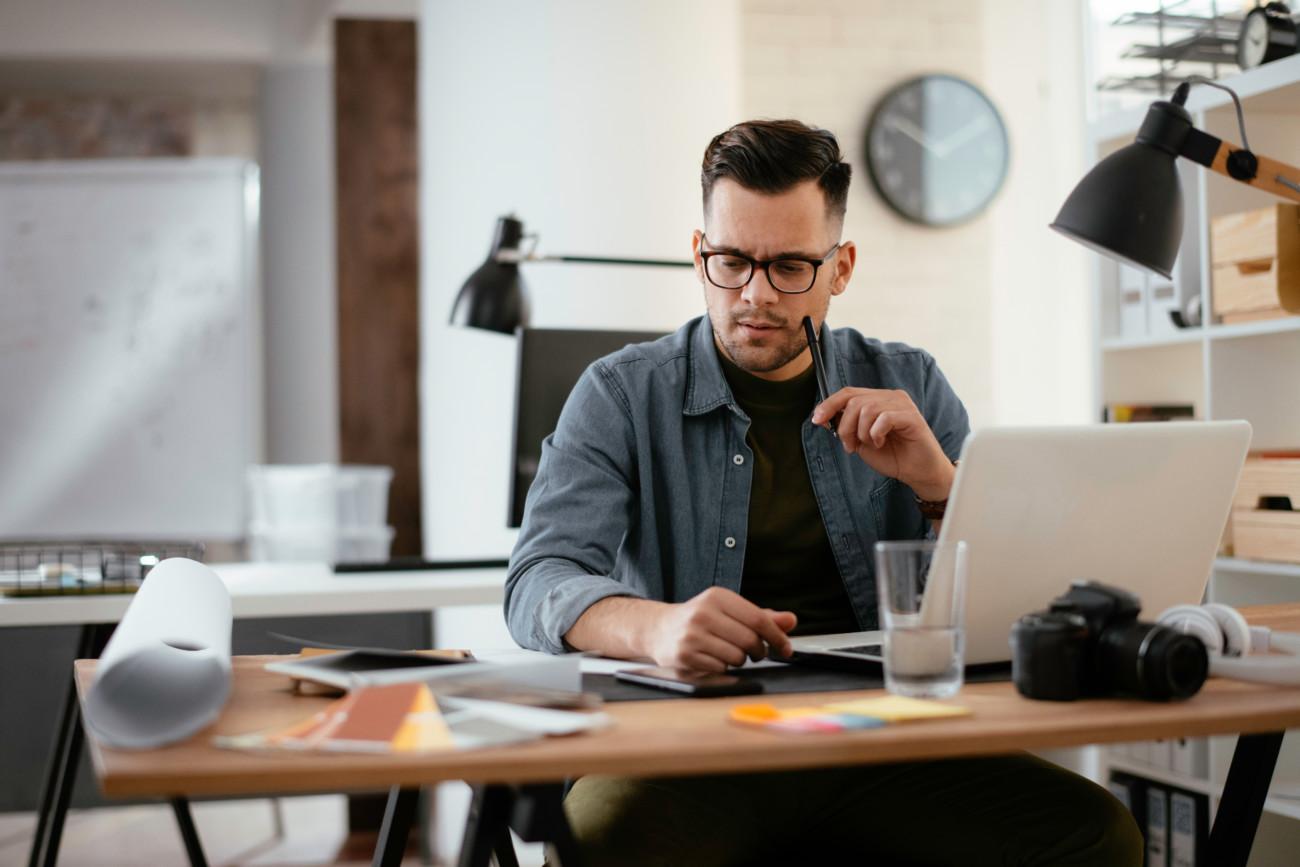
[811,387,954,502]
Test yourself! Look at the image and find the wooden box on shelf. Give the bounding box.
[1229,454,1300,563]
[1210,204,1300,324]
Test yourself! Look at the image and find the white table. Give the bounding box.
[9,560,507,867]
[0,561,507,627]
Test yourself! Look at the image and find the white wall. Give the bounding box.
[984,0,1092,425]
[419,0,742,560]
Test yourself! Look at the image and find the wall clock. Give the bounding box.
[1237,2,1297,69]
[864,74,1010,227]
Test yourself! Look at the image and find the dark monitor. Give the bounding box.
[509,327,666,528]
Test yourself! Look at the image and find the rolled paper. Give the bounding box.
[83,558,232,749]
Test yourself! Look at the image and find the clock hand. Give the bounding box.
[934,114,992,158]
[886,116,941,155]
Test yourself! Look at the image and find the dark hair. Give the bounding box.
[701,119,851,221]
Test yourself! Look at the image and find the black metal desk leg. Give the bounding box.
[511,784,581,867]
[39,701,85,867]
[28,624,96,867]
[1208,730,1285,867]
[494,825,521,867]
[373,786,419,867]
[170,799,209,867]
[457,785,516,867]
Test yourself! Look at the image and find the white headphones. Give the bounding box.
[1157,603,1300,686]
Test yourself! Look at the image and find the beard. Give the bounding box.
[714,311,808,374]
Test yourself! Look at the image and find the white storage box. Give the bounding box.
[1117,265,1147,339]
[247,464,393,528]
[335,466,394,527]
[248,523,395,564]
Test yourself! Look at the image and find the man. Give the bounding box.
[505,119,1141,866]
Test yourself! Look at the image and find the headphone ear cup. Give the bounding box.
[1202,603,1252,658]
[1157,605,1225,655]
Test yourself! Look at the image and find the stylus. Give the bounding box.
[802,316,840,439]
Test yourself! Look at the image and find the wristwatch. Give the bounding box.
[914,461,958,520]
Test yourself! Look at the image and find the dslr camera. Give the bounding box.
[1011,581,1208,701]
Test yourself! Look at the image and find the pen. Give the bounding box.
[802,316,840,439]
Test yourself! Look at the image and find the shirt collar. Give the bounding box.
[684,313,844,417]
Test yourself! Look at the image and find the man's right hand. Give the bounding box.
[645,587,797,672]
[564,588,797,674]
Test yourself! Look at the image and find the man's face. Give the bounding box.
[694,178,855,381]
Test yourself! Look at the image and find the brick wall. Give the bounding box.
[740,0,1090,428]
[0,63,258,162]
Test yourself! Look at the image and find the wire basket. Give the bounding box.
[0,540,205,597]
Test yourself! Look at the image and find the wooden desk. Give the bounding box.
[19,561,506,867]
[76,604,1300,867]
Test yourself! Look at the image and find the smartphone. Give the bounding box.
[615,666,764,697]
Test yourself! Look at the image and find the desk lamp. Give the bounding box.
[450,215,694,334]
[1051,76,1300,280]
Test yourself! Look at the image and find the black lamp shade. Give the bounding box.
[449,216,531,334]
[1050,141,1184,280]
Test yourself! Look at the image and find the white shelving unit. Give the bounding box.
[1088,53,1300,852]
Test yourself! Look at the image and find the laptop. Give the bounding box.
[786,421,1253,668]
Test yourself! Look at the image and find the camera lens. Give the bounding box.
[1097,622,1208,700]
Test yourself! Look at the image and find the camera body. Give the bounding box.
[1011,580,1208,702]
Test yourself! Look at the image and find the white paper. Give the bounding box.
[83,558,232,749]
[439,697,612,736]
[415,654,581,692]
[576,654,787,674]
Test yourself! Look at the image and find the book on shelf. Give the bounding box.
[1108,769,1209,867]
[1170,789,1208,867]
[1147,782,1169,867]
[1104,404,1196,424]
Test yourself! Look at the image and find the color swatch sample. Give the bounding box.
[730,695,970,734]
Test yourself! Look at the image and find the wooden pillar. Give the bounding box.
[334,19,422,558]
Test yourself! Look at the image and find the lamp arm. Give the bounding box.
[1177,128,1300,204]
[527,254,694,268]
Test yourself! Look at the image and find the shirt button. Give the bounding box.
[724,536,737,549]
[733,454,745,466]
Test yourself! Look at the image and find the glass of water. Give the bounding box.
[874,540,968,699]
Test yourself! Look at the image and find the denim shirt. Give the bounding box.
[504,314,971,654]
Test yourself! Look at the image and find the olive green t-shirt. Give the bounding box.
[718,349,858,636]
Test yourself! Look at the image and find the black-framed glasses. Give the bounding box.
[699,234,841,295]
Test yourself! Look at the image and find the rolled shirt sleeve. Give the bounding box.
[505,361,647,653]
[920,351,971,465]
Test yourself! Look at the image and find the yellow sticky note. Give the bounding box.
[822,696,970,722]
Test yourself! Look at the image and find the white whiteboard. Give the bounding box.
[0,159,261,540]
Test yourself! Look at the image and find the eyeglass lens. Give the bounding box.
[706,255,816,293]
